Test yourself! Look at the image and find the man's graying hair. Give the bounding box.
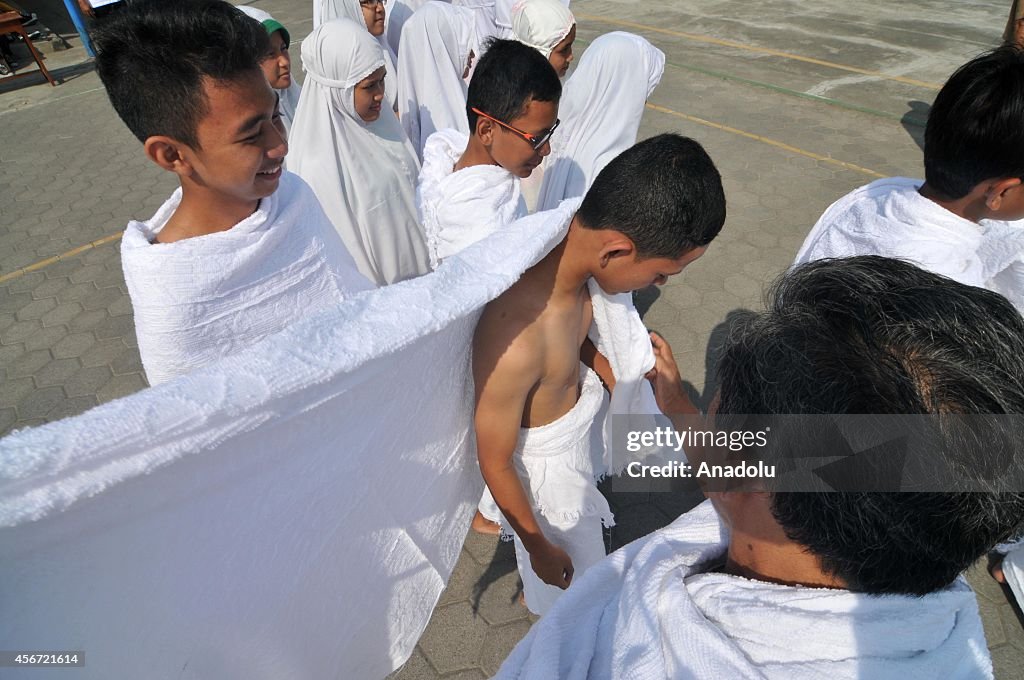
[716,255,1024,595]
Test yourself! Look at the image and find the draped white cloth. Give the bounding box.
[452,0,498,58]
[119,172,372,386]
[314,0,398,108]
[1004,544,1024,614]
[397,2,476,161]
[536,32,665,212]
[511,0,575,57]
[0,199,580,680]
[237,5,303,132]
[496,500,995,679]
[417,128,526,267]
[289,19,430,286]
[794,177,1024,313]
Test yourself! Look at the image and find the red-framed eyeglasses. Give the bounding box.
[471,107,560,151]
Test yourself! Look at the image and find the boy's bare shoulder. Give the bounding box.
[473,282,547,384]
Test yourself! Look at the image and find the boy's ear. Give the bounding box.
[985,177,1024,211]
[475,117,495,146]
[143,136,195,177]
[597,234,636,268]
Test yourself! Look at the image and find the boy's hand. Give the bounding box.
[529,542,574,589]
[645,331,694,416]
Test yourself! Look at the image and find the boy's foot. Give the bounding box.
[990,554,1007,584]
[471,510,501,535]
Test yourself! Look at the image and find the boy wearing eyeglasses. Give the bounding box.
[473,134,727,614]
[417,38,561,268]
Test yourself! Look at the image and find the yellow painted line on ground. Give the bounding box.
[576,14,942,91]
[645,102,887,179]
[0,232,122,285]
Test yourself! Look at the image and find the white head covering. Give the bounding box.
[237,5,303,132]
[536,32,665,211]
[510,0,574,57]
[452,0,498,59]
[396,2,476,160]
[289,18,430,285]
[383,0,432,58]
[315,0,399,109]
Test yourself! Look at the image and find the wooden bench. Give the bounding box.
[0,11,56,87]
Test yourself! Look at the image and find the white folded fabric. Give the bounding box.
[496,500,995,679]
[119,171,372,386]
[795,177,1024,312]
[417,128,526,267]
[0,199,579,679]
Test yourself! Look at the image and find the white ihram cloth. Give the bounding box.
[289,19,430,286]
[508,365,614,615]
[496,500,995,679]
[794,177,1024,312]
[314,0,398,109]
[536,32,665,212]
[120,172,372,386]
[511,0,574,57]
[417,128,526,267]
[237,5,303,133]
[397,2,476,161]
[0,199,580,679]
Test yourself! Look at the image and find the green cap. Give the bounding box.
[262,19,290,48]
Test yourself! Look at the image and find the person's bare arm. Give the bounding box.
[473,309,574,588]
[646,331,701,428]
[580,337,615,394]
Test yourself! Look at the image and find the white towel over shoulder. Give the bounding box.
[795,177,1024,312]
[496,500,995,680]
[120,171,372,385]
[417,128,526,267]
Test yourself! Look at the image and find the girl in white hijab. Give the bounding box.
[315,0,399,109]
[511,0,576,78]
[289,18,430,286]
[396,2,476,160]
[237,5,303,133]
[536,32,665,211]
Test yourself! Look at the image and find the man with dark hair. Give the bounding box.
[417,38,562,267]
[496,255,1023,678]
[93,0,369,385]
[795,47,1024,313]
[474,133,726,615]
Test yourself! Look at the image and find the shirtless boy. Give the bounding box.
[473,134,727,613]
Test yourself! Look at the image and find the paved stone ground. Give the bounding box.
[1,0,1022,677]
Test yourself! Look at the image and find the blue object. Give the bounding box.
[61,0,95,57]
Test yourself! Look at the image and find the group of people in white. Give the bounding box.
[42,0,1024,675]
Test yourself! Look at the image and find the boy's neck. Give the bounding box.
[918,182,987,224]
[532,215,594,298]
[159,183,260,243]
[454,136,503,173]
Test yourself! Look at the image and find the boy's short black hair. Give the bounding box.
[93,0,270,148]
[466,38,561,129]
[925,46,1024,199]
[577,134,726,259]
[716,256,1024,596]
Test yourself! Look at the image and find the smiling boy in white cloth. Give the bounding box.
[94,0,370,385]
[795,47,1024,313]
[417,38,560,268]
[497,256,1024,678]
[396,1,477,161]
[289,18,430,285]
[475,134,726,615]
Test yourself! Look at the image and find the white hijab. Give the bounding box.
[289,19,430,286]
[237,5,303,132]
[315,0,398,108]
[536,32,665,211]
[452,0,498,58]
[396,2,476,160]
[510,0,573,55]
